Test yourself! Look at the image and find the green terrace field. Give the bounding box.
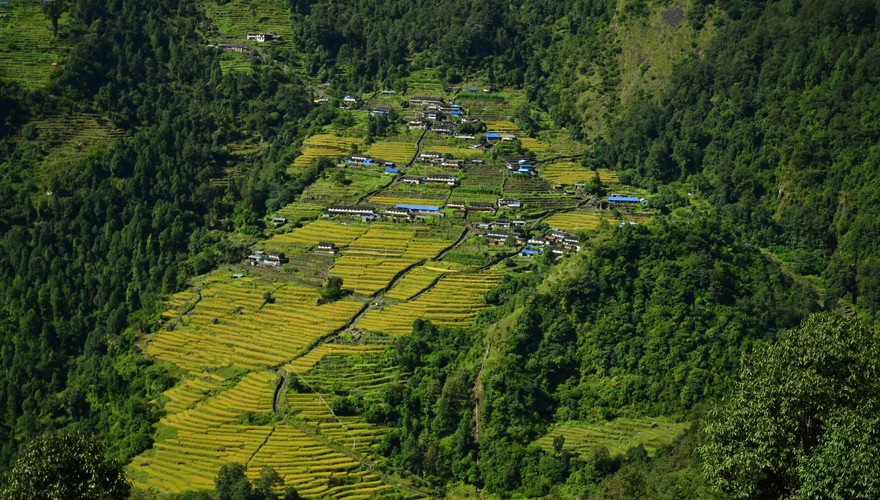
[26,113,126,186]
[272,202,325,225]
[504,174,553,194]
[540,163,620,186]
[146,271,363,372]
[454,91,527,121]
[367,191,449,208]
[0,1,69,89]
[204,0,295,47]
[299,167,390,206]
[544,210,653,232]
[363,141,418,166]
[533,418,690,458]
[358,269,504,336]
[291,134,363,172]
[264,220,370,254]
[328,225,459,295]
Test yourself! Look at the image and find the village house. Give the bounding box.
[401,176,423,185]
[246,33,280,42]
[315,242,339,255]
[409,96,445,106]
[271,216,287,227]
[418,151,442,161]
[494,218,512,229]
[446,201,467,210]
[468,202,496,213]
[424,175,457,186]
[497,198,522,209]
[343,95,358,104]
[324,206,376,218]
[608,194,646,205]
[371,108,392,116]
[519,249,541,258]
[440,159,465,169]
[408,120,428,130]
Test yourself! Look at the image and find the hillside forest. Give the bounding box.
[1,0,880,498]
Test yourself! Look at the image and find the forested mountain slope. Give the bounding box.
[1,0,879,498]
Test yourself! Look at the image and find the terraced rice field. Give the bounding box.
[272,202,326,224]
[285,343,387,376]
[541,163,619,185]
[146,273,362,372]
[245,426,392,498]
[544,211,606,232]
[384,264,447,300]
[30,113,126,183]
[364,141,418,166]
[327,226,455,295]
[368,193,448,207]
[417,144,486,159]
[0,2,68,89]
[292,134,363,171]
[358,270,504,336]
[302,351,397,400]
[130,371,278,491]
[302,169,390,205]
[205,0,295,46]
[265,220,370,253]
[533,418,690,458]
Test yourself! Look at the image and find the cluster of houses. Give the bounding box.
[322,204,446,222]
[400,174,458,186]
[246,250,288,267]
[341,155,400,174]
[475,226,581,257]
[246,33,280,42]
[607,193,647,205]
[506,159,536,176]
[414,151,482,170]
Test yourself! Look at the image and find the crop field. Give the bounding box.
[292,134,363,171]
[544,211,606,232]
[146,273,362,372]
[273,202,325,224]
[368,193,448,207]
[384,264,447,300]
[265,220,370,253]
[364,141,418,165]
[447,189,500,204]
[533,418,690,458]
[302,351,397,400]
[455,92,526,121]
[324,225,456,295]
[459,163,505,189]
[216,50,254,74]
[541,163,619,185]
[0,2,69,89]
[358,270,504,336]
[245,426,392,498]
[130,371,278,492]
[504,175,553,194]
[204,0,295,46]
[301,168,390,205]
[519,194,580,211]
[545,210,651,232]
[285,343,387,376]
[27,113,126,184]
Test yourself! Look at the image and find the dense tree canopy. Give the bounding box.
[702,313,880,498]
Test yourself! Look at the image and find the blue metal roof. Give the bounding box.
[608,196,641,203]
[520,249,540,255]
[396,204,440,211]
[384,168,399,173]
[485,133,500,139]
[468,87,478,92]
[451,110,462,115]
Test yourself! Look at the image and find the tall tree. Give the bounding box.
[702,313,880,498]
[1,430,129,499]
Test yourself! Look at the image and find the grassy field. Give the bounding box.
[0,1,69,89]
[533,418,690,458]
